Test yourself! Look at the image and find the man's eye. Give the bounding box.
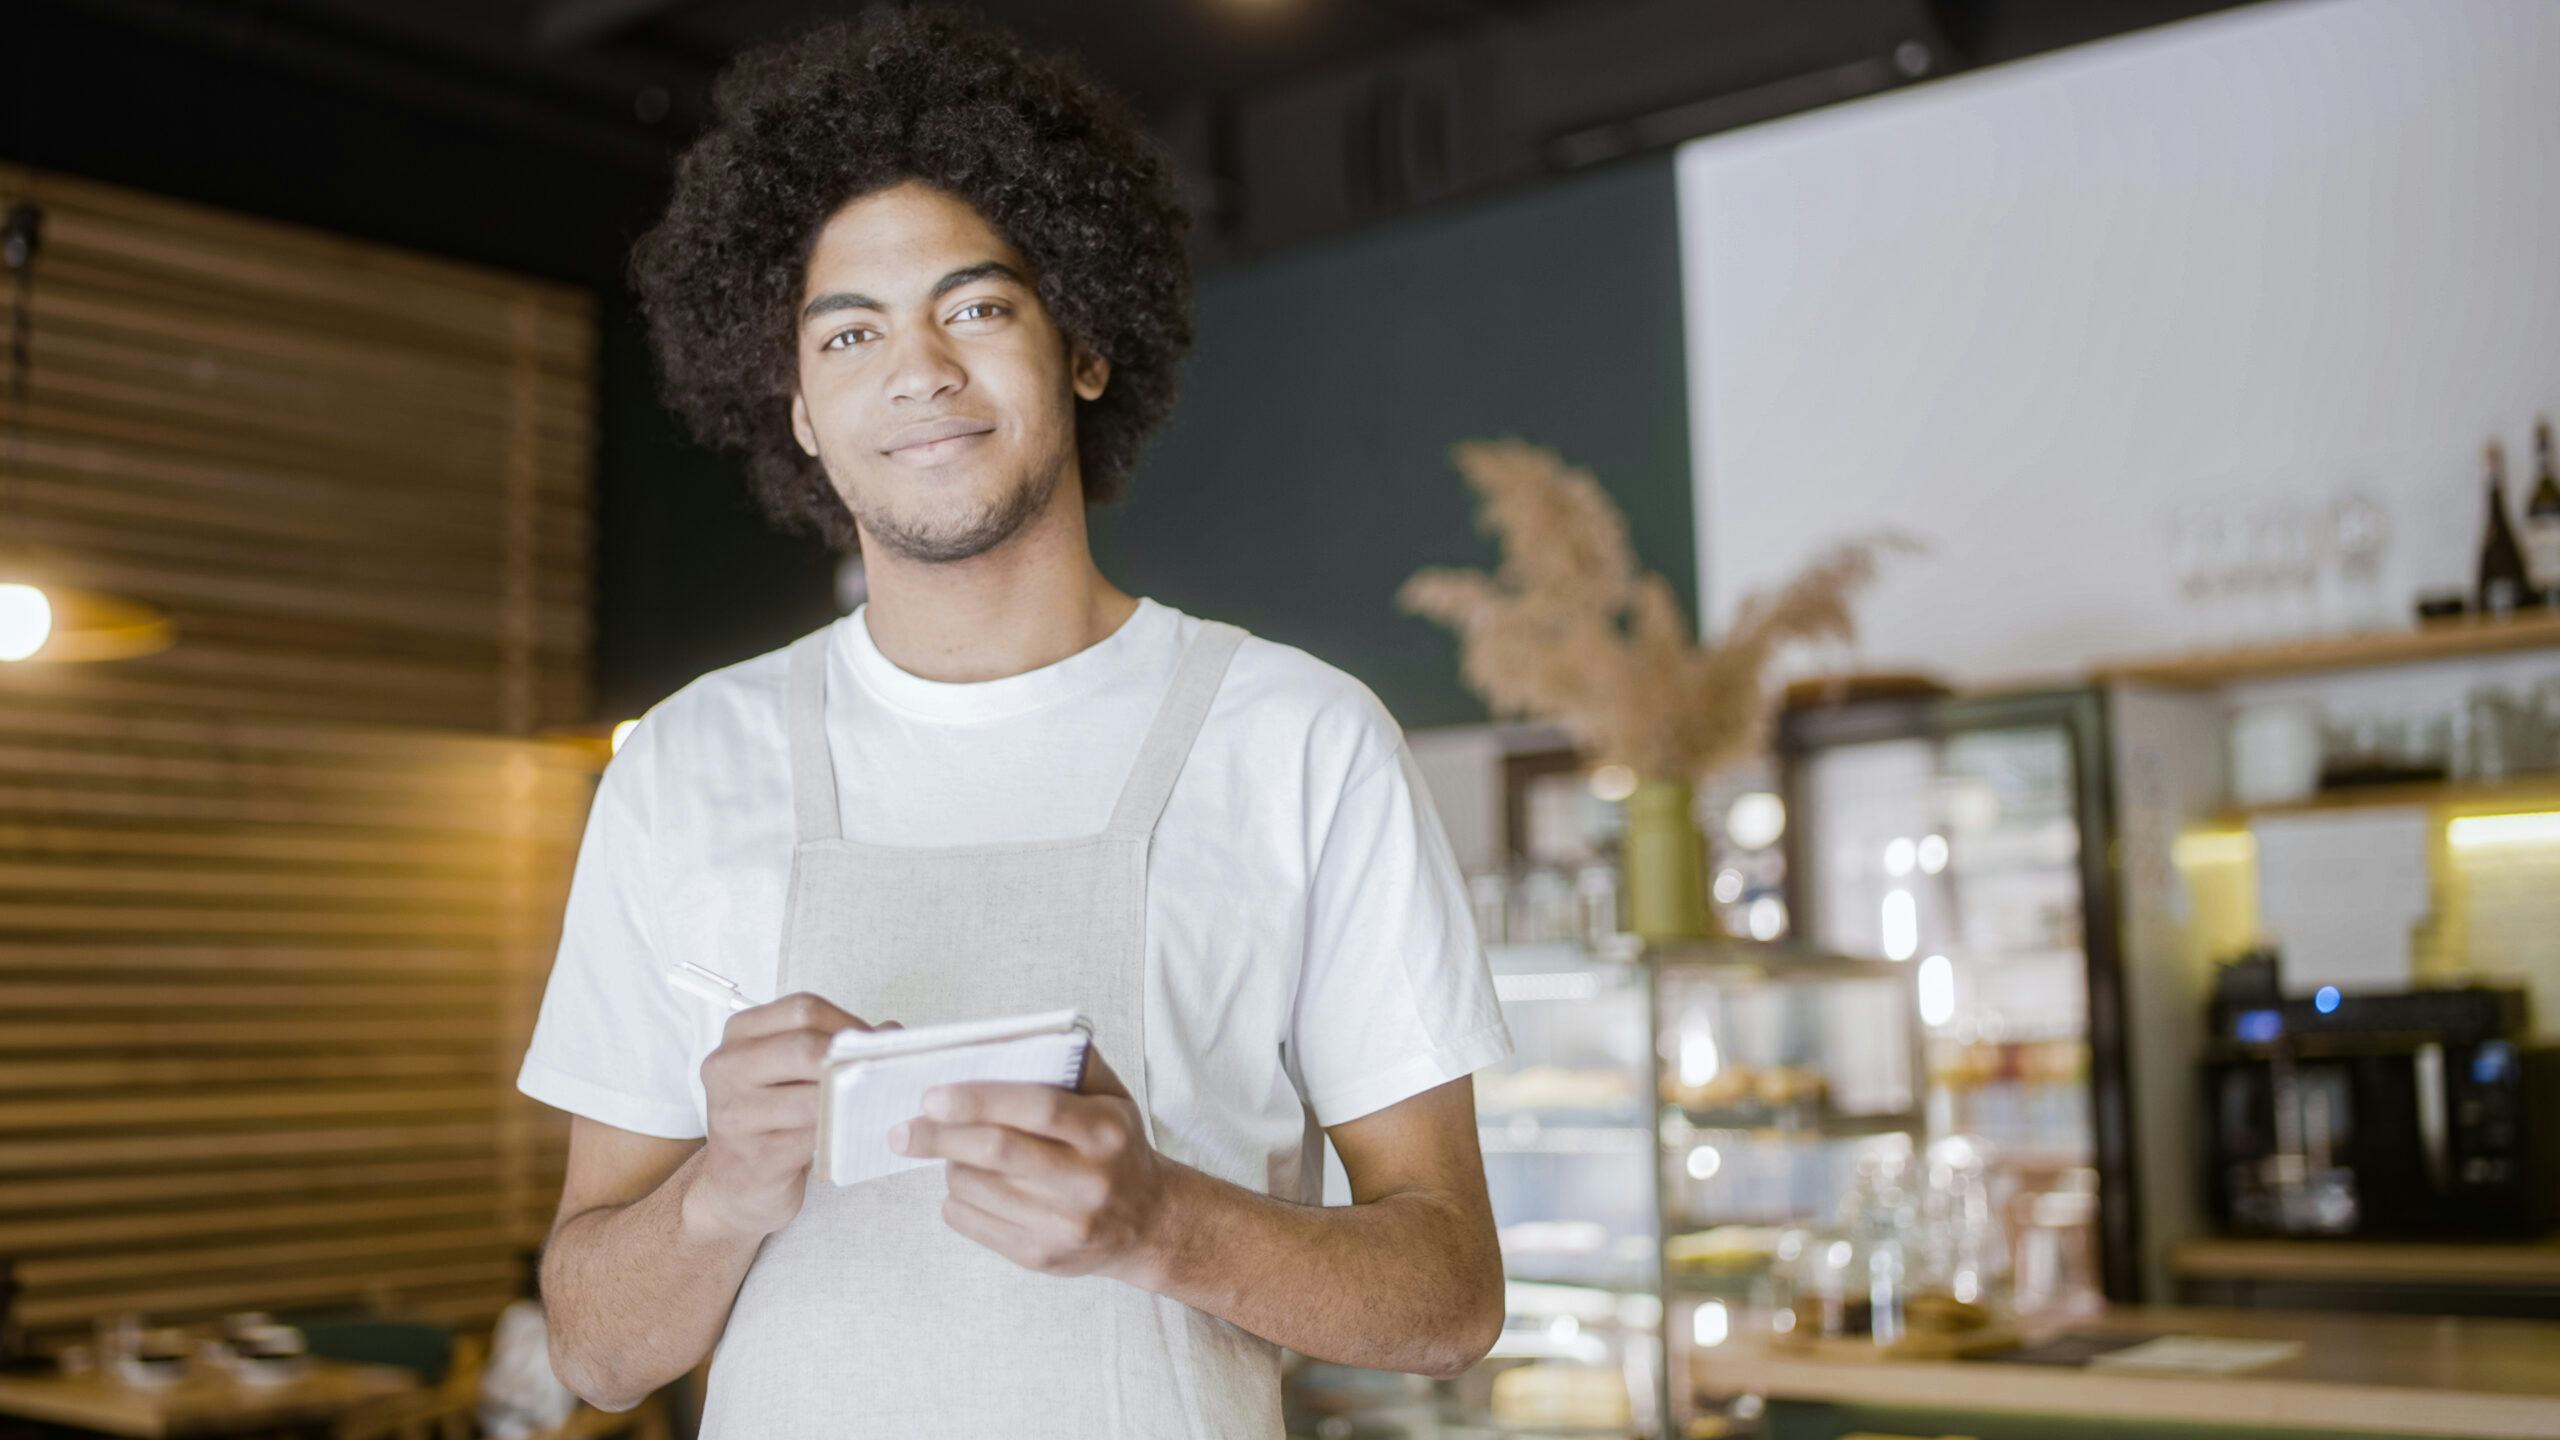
[823,328,872,351]
[953,302,1005,322]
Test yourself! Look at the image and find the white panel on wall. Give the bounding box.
[1675,0,2560,684]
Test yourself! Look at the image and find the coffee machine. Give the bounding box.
[2200,956,2560,1239]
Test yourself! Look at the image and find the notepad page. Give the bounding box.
[821,1006,1085,1066]
[818,1029,1091,1187]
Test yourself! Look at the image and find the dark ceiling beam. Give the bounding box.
[530,0,698,52]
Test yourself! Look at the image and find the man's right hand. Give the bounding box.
[686,991,894,1245]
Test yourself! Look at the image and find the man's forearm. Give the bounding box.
[541,1149,763,1411]
[1142,1163,1504,1379]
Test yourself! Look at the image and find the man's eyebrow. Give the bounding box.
[799,260,1029,326]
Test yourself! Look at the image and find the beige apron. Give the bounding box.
[697,614,1278,1437]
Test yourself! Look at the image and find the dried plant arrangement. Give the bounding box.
[1399,437,1921,784]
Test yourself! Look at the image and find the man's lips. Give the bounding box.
[882,430,992,466]
[881,417,996,454]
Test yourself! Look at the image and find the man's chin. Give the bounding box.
[852,483,1048,565]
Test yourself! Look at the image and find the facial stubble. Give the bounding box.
[824,434,1065,565]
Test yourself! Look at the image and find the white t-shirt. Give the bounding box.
[516,595,1512,1204]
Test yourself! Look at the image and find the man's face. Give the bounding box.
[789,180,1109,565]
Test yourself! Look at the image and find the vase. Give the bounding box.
[1623,777,1718,941]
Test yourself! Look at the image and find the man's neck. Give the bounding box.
[857,523,1139,685]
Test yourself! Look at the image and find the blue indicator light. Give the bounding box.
[2235,1009,2283,1043]
[2314,986,2341,1015]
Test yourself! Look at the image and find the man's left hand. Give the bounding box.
[887,1046,1186,1287]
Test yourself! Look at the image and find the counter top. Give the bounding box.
[0,1359,417,1438]
[2173,1236,2560,1287]
[1689,1305,2560,1439]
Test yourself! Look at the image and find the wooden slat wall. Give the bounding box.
[0,164,599,1344]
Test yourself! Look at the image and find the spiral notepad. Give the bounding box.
[815,1008,1092,1187]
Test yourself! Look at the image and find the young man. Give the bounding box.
[516,8,1513,1436]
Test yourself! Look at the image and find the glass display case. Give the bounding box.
[1470,939,1664,1436]
[1650,941,1924,1440]
[1283,937,1924,1440]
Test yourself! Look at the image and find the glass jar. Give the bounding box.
[1574,863,1622,953]
[1919,1135,2008,1307]
[1782,1224,1864,1340]
[1466,871,1509,947]
[1513,866,1577,946]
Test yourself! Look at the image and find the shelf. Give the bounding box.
[1427,1401,1646,1439]
[1486,936,1910,982]
[1661,1268,1773,1296]
[1487,939,1643,972]
[1503,1269,1665,1300]
[1648,938,1912,983]
[2093,610,2560,689]
[2170,1235,2560,1286]
[1933,946,2087,971]
[2208,776,2560,827]
[1493,968,1644,1004]
[1479,1106,1651,1131]
[1481,1124,1652,1155]
[1667,1105,1925,1140]
[1668,1209,1819,1229]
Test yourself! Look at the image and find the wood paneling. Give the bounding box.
[0,164,599,1347]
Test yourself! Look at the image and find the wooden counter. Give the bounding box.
[2172,1238,2560,1319]
[1690,1305,2560,1439]
[2174,1237,2560,1287]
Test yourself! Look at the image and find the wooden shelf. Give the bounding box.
[2095,611,2560,689]
[1646,938,1912,981]
[1667,1104,1925,1139]
[2212,777,2560,826]
[1488,938,1912,982]
[2172,1236,2560,1287]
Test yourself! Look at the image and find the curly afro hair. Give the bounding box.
[628,4,1196,555]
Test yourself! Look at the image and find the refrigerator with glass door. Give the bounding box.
[1774,687,2141,1309]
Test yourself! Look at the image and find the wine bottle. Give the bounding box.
[2527,417,2560,608]
[2479,441,2533,618]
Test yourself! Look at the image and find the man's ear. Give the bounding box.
[789,389,819,458]
[1068,338,1110,403]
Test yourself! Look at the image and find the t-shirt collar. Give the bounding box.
[834,595,1169,724]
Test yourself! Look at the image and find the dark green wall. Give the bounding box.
[1092,153,1697,730]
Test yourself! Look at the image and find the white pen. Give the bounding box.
[664,960,757,1013]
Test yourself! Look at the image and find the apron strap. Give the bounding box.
[785,626,843,843]
[1106,620,1246,840]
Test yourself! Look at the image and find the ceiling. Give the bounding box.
[30,0,2253,186]
[42,0,1585,164]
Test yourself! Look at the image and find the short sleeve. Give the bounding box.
[1289,736,1514,1128]
[515,712,707,1139]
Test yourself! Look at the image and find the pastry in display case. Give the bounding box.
[1488,1362,1634,1430]
[1661,1225,1781,1278]
[1478,1063,1645,1117]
